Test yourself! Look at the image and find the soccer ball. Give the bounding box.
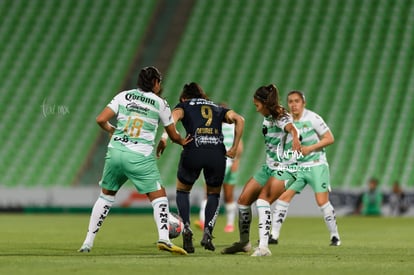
[169,212,184,239]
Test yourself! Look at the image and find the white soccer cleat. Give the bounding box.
[251,247,272,257]
[78,244,92,253]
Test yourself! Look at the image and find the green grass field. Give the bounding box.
[0,214,412,275]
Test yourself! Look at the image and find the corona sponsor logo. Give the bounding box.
[125,93,155,106]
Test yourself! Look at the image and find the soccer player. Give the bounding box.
[269,91,341,246]
[195,103,244,233]
[355,177,383,216]
[78,66,191,255]
[221,84,300,256]
[157,83,244,253]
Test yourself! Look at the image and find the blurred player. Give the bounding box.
[157,83,244,253]
[221,84,300,256]
[269,91,341,246]
[389,181,408,216]
[78,66,191,255]
[355,177,383,216]
[195,103,244,233]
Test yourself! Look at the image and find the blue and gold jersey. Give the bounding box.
[175,98,229,151]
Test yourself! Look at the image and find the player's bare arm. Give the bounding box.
[164,123,192,146]
[156,124,192,158]
[171,107,184,124]
[156,108,190,157]
[96,107,116,135]
[301,130,334,156]
[224,110,244,159]
[284,122,301,152]
[231,139,243,172]
[156,134,168,157]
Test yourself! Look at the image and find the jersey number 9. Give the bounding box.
[201,105,212,126]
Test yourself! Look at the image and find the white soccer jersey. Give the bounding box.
[107,89,173,156]
[262,114,293,169]
[285,109,330,166]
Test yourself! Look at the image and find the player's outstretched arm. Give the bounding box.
[156,108,191,157]
[164,124,192,146]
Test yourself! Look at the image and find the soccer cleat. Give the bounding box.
[221,241,251,254]
[194,220,204,230]
[224,224,235,233]
[330,236,341,246]
[200,230,215,251]
[251,247,272,257]
[182,227,195,253]
[157,240,188,255]
[268,235,279,245]
[78,244,92,253]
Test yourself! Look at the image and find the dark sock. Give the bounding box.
[204,193,220,235]
[176,190,190,226]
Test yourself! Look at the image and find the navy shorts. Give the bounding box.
[177,148,226,187]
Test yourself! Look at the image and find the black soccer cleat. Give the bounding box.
[182,226,195,253]
[221,241,251,254]
[330,236,341,246]
[200,230,215,251]
[257,234,278,245]
[268,235,279,245]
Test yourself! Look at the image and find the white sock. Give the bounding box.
[320,202,340,239]
[271,200,290,239]
[238,204,251,243]
[151,196,170,242]
[199,199,207,222]
[225,201,237,226]
[83,192,115,246]
[256,199,271,248]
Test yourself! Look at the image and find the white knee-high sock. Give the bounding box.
[151,196,170,242]
[257,199,271,248]
[238,204,252,243]
[271,199,290,239]
[320,202,340,239]
[83,192,115,246]
[225,201,237,226]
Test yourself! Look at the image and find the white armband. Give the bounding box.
[161,132,168,140]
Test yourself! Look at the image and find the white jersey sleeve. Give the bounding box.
[309,111,330,136]
[276,114,293,131]
[158,99,174,127]
[107,93,122,114]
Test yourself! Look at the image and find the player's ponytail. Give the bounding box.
[254,84,288,120]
